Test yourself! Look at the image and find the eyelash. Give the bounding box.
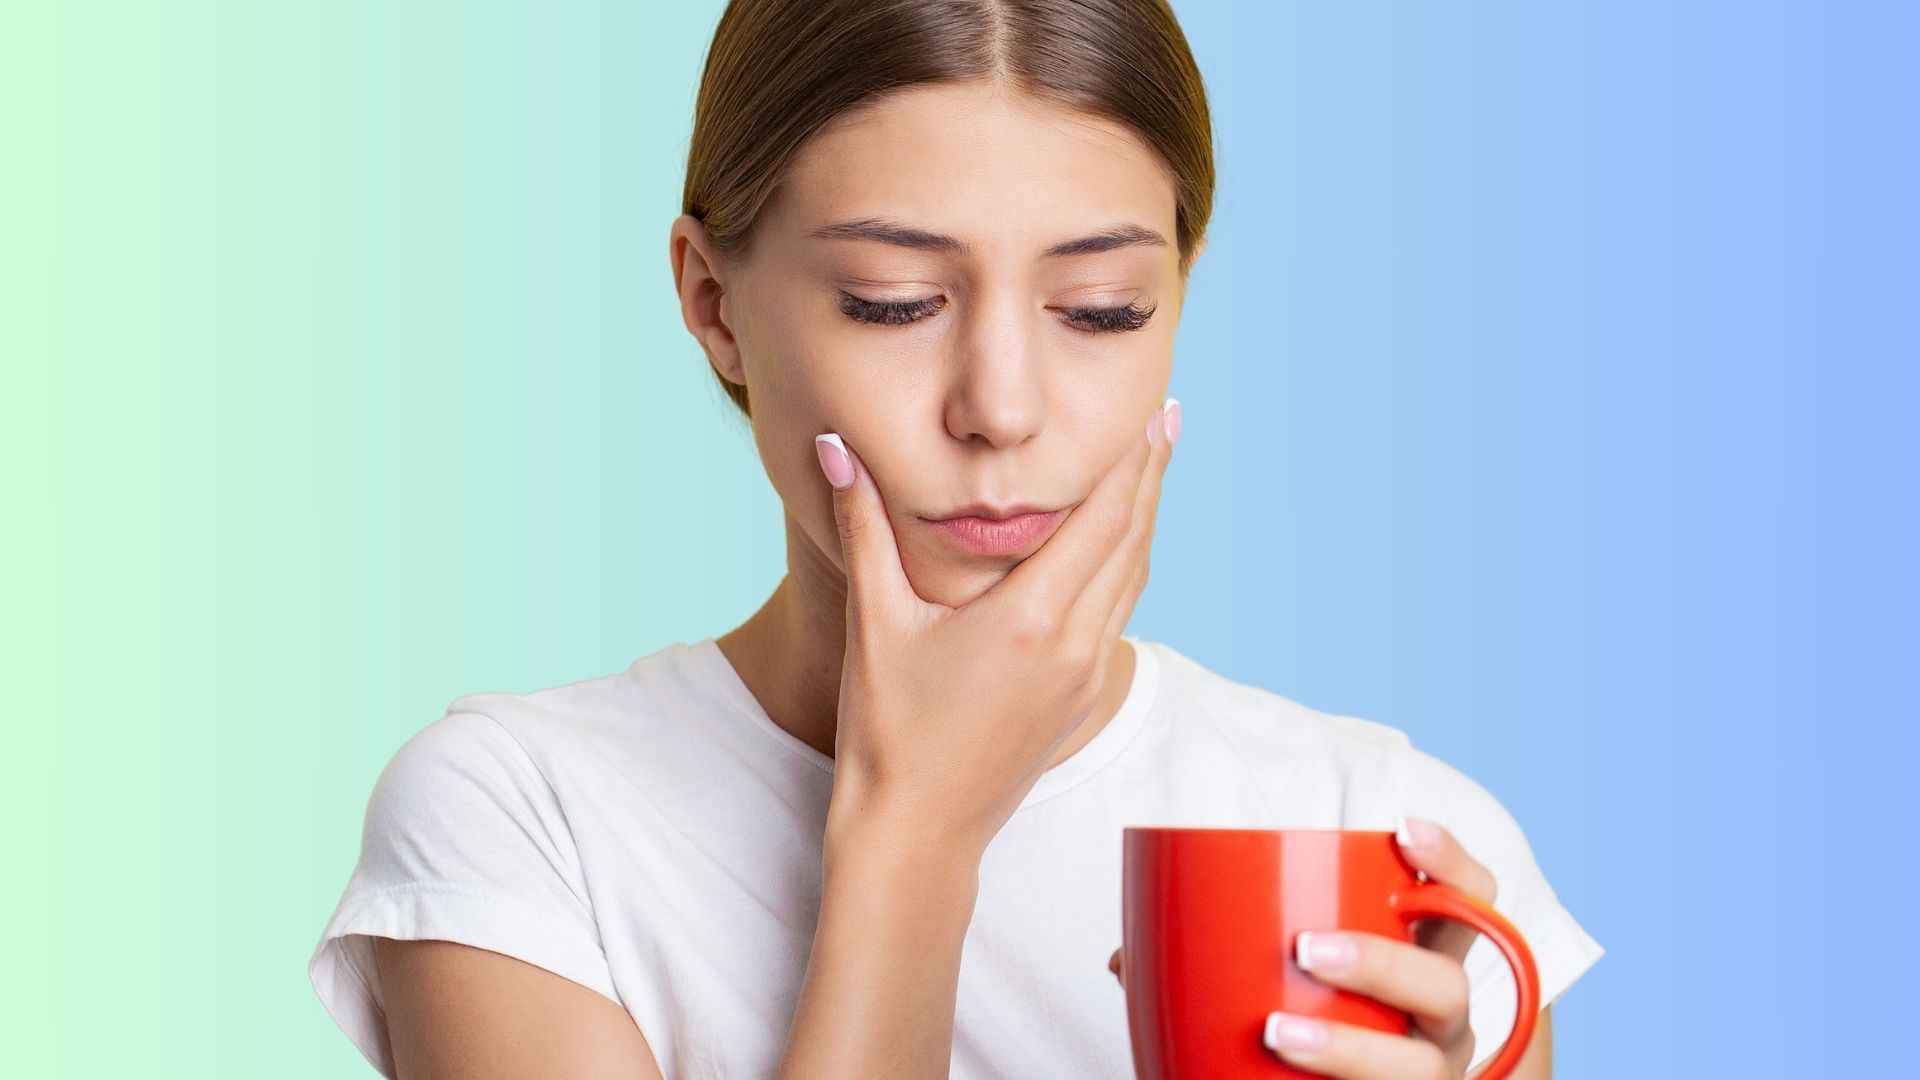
[837,292,1157,334]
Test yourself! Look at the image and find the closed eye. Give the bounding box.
[837,292,945,327]
[837,291,1156,334]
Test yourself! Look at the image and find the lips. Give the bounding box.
[925,507,1068,557]
[934,501,1057,521]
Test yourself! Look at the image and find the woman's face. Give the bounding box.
[678,80,1191,608]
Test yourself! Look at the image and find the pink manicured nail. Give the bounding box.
[1264,1012,1328,1054]
[1396,815,1439,851]
[815,433,853,490]
[1162,397,1182,446]
[1296,931,1356,974]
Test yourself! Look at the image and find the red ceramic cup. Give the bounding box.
[1122,827,1540,1079]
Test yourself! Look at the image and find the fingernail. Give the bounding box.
[1264,1012,1328,1054]
[815,433,853,490]
[1145,407,1165,446]
[1295,931,1355,974]
[1396,814,1439,851]
[1162,397,1182,446]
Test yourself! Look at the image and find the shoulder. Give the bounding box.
[355,707,577,882]
[367,709,532,820]
[362,654,668,841]
[439,656,666,748]
[1145,638,1414,760]
[1138,641,1544,842]
[379,645,694,788]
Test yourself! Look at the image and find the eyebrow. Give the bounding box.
[805,217,1168,259]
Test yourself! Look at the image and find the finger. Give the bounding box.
[1098,403,1167,646]
[1070,397,1176,644]
[1263,1010,1455,1080]
[1099,540,1149,645]
[1395,815,1499,964]
[816,433,916,620]
[987,411,1152,629]
[1294,930,1472,1046]
[1107,947,1124,987]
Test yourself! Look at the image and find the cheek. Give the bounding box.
[1063,360,1171,461]
[742,356,897,541]
[750,403,830,518]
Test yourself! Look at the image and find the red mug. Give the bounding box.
[1121,827,1540,1079]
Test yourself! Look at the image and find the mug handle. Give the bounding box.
[1388,882,1541,1080]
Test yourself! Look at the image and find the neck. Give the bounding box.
[714,511,1137,773]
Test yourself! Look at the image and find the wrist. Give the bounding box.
[819,814,983,947]
[823,778,987,880]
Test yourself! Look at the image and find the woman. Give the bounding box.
[310,2,1604,1077]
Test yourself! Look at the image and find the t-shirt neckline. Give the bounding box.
[686,634,1160,813]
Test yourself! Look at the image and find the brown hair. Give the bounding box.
[682,0,1215,418]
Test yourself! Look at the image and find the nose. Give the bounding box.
[942,292,1046,449]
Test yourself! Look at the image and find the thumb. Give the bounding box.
[815,432,912,615]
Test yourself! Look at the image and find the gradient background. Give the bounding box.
[9,1,1914,1075]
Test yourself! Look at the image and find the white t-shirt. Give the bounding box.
[310,635,1604,1078]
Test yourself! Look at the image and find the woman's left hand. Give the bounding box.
[1106,816,1497,1079]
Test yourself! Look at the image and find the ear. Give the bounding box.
[668,214,745,386]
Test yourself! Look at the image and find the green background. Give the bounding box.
[9,4,778,1074]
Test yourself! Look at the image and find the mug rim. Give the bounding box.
[1122,826,1394,835]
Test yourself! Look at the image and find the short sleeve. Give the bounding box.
[308,709,621,1078]
[1397,743,1605,1076]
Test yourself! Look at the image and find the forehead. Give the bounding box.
[770,81,1177,258]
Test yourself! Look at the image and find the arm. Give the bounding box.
[334,711,661,1079]
[374,937,665,1080]
[1467,1005,1553,1080]
[368,815,976,1080]
[775,803,984,1078]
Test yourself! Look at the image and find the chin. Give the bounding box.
[899,552,1013,609]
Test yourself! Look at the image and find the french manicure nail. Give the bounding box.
[815,433,854,490]
[1396,814,1438,851]
[1296,930,1355,974]
[1264,1011,1328,1054]
[1162,397,1181,446]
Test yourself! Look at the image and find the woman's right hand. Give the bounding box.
[813,398,1180,858]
